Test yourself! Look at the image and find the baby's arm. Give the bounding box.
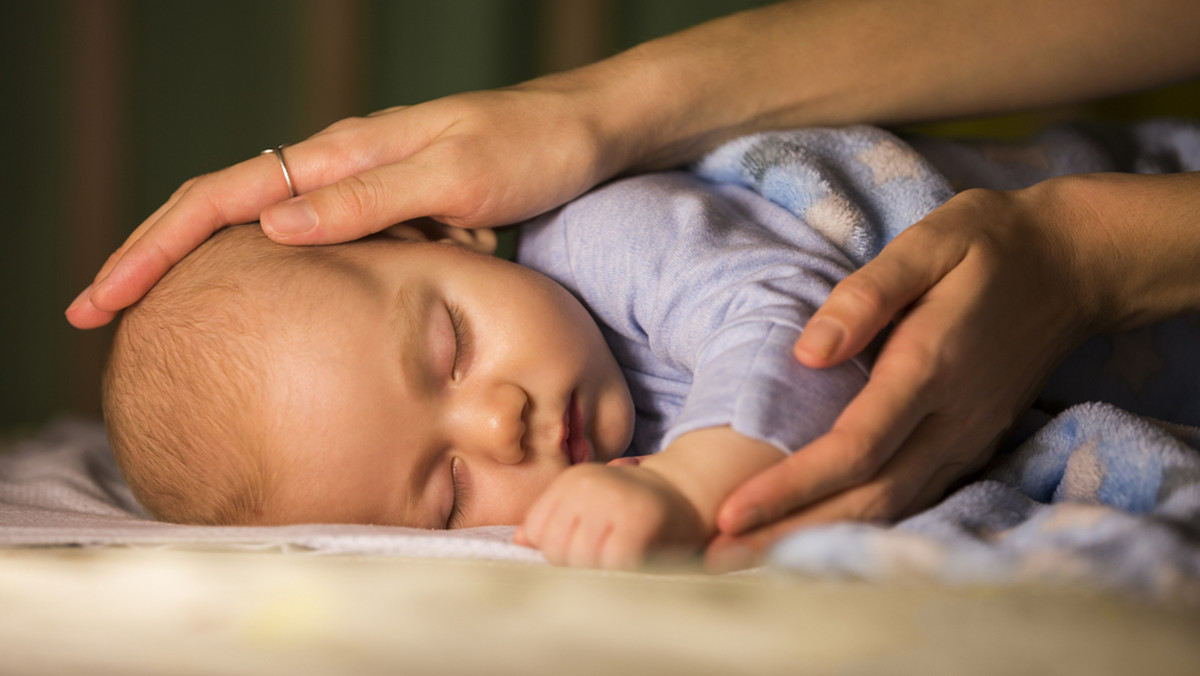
[515,426,781,569]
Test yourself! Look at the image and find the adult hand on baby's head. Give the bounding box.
[65,76,627,329]
[706,179,1116,572]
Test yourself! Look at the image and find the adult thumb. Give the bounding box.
[260,159,459,244]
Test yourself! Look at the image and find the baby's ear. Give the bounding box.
[381,219,497,255]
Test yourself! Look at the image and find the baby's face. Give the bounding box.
[255,236,635,529]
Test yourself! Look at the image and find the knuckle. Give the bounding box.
[955,187,1004,211]
[831,273,891,319]
[333,173,386,220]
[855,482,903,522]
[876,339,942,395]
[193,184,233,231]
[318,115,368,136]
[425,140,496,224]
[167,176,203,202]
[835,430,889,484]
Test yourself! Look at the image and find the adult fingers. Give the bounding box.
[704,514,806,572]
[94,177,195,284]
[705,419,961,573]
[718,256,998,536]
[794,217,966,368]
[64,179,198,328]
[67,113,421,327]
[904,438,999,515]
[83,151,299,315]
[259,142,491,245]
[715,342,934,535]
[740,416,953,531]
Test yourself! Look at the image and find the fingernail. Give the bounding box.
[264,197,317,235]
[730,506,764,534]
[798,317,842,361]
[66,284,94,313]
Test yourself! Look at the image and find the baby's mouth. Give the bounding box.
[562,392,593,465]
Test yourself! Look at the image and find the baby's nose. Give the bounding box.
[453,381,528,465]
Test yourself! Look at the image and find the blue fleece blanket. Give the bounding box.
[694,121,1200,600]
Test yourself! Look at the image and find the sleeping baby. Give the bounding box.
[102,128,898,569]
[106,123,1196,569]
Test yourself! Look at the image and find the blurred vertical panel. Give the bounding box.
[366,0,537,109]
[127,2,300,221]
[4,0,1192,437]
[615,0,771,48]
[0,2,64,431]
[298,0,368,134]
[62,0,129,419]
[537,0,615,74]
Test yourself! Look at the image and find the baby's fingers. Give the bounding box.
[537,514,583,567]
[517,487,583,565]
[515,490,558,549]
[563,518,622,569]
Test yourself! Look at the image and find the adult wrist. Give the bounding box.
[1031,172,1200,333]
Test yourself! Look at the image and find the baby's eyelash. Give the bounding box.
[448,304,472,379]
[447,457,467,529]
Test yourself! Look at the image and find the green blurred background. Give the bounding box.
[2,0,1198,434]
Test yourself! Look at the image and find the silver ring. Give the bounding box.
[261,144,296,198]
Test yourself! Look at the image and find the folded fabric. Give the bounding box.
[770,403,1200,601]
[694,121,1200,600]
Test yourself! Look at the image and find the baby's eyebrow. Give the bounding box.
[388,282,447,527]
[390,282,431,392]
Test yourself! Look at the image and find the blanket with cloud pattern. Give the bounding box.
[695,121,1200,599]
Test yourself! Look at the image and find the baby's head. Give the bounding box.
[103,223,634,529]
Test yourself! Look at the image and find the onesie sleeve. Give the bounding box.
[658,279,869,455]
[518,171,872,456]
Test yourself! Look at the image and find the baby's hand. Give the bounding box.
[514,463,707,570]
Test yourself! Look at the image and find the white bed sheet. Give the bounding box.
[0,418,542,563]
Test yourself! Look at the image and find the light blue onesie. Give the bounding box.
[516,122,1200,459]
[516,171,874,457]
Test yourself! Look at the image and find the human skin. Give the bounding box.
[707,171,1200,570]
[517,427,782,570]
[225,229,636,530]
[68,0,1200,567]
[68,0,1200,327]
[197,226,786,568]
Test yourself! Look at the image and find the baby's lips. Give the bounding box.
[606,455,645,467]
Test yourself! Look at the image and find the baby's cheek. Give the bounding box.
[596,387,636,461]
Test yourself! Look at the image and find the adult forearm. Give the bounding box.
[1042,171,1200,332]
[576,0,1200,172]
